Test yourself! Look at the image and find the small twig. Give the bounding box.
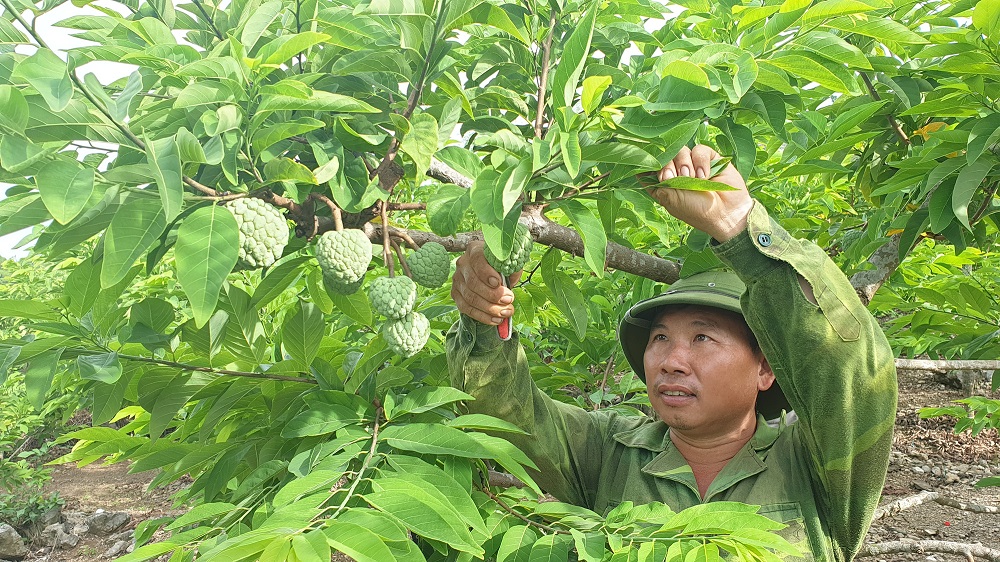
[480,485,565,535]
[326,405,382,521]
[388,227,419,250]
[390,238,412,278]
[189,0,225,41]
[534,12,558,139]
[971,182,999,223]
[859,540,1000,561]
[381,201,394,276]
[183,176,219,197]
[860,72,910,145]
[117,354,314,384]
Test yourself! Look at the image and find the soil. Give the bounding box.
[18,371,1000,561]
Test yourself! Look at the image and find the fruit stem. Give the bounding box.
[390,238,413,278]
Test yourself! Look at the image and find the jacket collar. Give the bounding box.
[612,414,784,453]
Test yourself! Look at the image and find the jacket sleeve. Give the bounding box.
[446,314,612,508]
[714,201,897,562]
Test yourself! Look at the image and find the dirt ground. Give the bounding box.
[20,370,1000,561]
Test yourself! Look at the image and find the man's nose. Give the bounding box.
[654,342,692,375]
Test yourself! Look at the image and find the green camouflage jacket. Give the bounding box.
[446,202,898,562]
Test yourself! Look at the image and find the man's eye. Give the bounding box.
[694,334,709,342]
[653,334,667,341]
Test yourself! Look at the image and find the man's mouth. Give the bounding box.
[662,390,692,396]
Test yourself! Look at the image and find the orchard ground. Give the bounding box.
[24,371,1000,562]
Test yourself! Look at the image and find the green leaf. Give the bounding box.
[0,347,21,386]
[828,100,889,140]
[646,77,726,111]
[793,31,872,70]
[967,113,1000,164]
[764,54,857,93]
[280,403,360,438]
[101,195,167,288]
[175,205,240,328]
[426,184,471,236]
[166,503,237,531]
[953,159,995,231]
[292,532,330,562]
[240,0,282,51]
[379,462,487,538]
[646,176,739,192]
[929,178,956,233]
[77,352,122,383]
[281,301,324,365]
[146,135,183,223]
[974,476,1000,488]
[445,414,527,434]
[972,0,1000,39]
[557,199,607,277]
[528,534,571,562]
[0,136,58,175]
[252,117,325,155]
[570,529,605,562]
[258,31,332,71]
[471,159,529,226]
[825,16,928,45]
[364,485,484,556]
[0,299,61,321]
[380,423,492,458]
[547,271,588,340]
[551,4,597,109]
[400,112,439,176]
[581,75,613,114]
[14,48,73,111]
[35,159,95,225]
[25,348,64,410]
[0,85,29,133]
[560,131,581,178]
[580,143,660,171]
[250,255,311,309]
[324,520,398,562]
[392,386,475,418]
[802,0,875,23]
[329,286,373,326]
[149,372,200,440]
[255,91,379,116]
[497,525,539,562]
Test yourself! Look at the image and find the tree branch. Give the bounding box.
[850,233,901,305]
[534,12,557,139]
[860,540,1000,562]
[895,359,1000,372]
[860,72,910,145]
[117,354,314,384]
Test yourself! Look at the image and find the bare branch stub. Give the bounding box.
[859,540,1000,562]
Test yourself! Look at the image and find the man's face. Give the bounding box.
[643,305,774,440]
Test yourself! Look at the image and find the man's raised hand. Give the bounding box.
[647,145,754,243]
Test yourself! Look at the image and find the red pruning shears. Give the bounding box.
[498,274,513,341]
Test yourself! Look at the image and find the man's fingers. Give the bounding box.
[672,146,694,178]
[690,145,721,178]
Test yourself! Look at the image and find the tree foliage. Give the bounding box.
[1,0,999,558]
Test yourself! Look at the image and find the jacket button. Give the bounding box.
[757,233,772,247]
[464,332,473,342]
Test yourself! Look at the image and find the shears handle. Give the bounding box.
[498,275,513,341]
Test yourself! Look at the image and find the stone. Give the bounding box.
[912,479,933,491]
[41,523,79,550]
[912,466,925,474]
[86,510,130,535]
[104,540,131,558]
[931,466,942,476]
[0,524,28,560]
[945,473,961,484]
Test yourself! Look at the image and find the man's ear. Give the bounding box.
[758,357,775,391]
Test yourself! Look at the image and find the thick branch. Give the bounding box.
[850,234,901,305]
[873,491,1000,524]
[860,540,1000,562]
[118,354,314,384]
[895,359,1000,373]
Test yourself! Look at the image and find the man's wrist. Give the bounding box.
[707,200,754,243]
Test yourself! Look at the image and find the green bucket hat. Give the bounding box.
[618,270,790,420]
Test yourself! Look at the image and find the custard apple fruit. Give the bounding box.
[225,197,289,268]
[485,222,533,276]
[407,242,450,288]
[369,275,417,319]
[316,229,372,286]
[382,311,430,357]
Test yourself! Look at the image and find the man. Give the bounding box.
[447,145,897,561]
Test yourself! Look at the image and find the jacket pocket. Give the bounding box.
[757,502,814,561]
